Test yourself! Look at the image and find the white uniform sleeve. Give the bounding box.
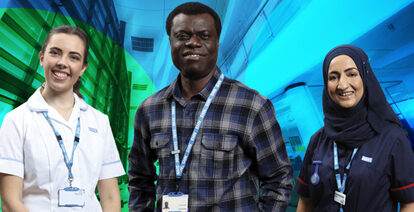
[0,112,25,178]
[99,115,125,180]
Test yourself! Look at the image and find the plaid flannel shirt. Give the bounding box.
[128,68,293,211]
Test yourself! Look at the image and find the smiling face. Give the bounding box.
[327,55,364,108]
[169,13,219,81]
[39,33,87,94]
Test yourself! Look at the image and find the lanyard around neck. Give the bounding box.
[333,141,358,194]
[42,112,80,187]
[171,73,224,179]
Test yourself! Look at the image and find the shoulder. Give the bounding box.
[372,123,408,146]
[380,123,406,138]
[308,127,327,151]
[377,123,410,148]
[10,102,30,117]
[310,127,326,142]
[138,85,169,110]
[221,77,271,110]
[2,102,31,124]
[80,101,110,123]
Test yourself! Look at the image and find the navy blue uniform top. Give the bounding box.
[295,125,414,211]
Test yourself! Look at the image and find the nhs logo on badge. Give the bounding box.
[361,156,372,163]
[88,127,98,133]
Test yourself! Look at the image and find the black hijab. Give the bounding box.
[322,44,401,148]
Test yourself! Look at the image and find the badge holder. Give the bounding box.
[58,186,86,207]
[311,160,322,185]
[334,190,346,206]
[162,192,189,212]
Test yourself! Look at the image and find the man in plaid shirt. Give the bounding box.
[128,2,293,211]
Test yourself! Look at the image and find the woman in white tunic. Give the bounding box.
[0,25,125,211]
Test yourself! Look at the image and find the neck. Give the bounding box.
[180,70,215,103]
[41,86,75,121]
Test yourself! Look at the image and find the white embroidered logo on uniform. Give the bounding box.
[361,156,372,163]
[88,127,98,133]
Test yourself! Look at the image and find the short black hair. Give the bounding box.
[166,2,222,37]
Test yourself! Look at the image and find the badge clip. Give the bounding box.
[311,160,322,185]
[171,150,180,155]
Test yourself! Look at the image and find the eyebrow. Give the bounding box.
[328,67,358,74]
[344,67,358,72]
[174,28,211,34]
[49,47,82,56]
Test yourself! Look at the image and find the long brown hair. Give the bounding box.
[41,25,89,98]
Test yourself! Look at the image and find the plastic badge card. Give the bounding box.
[58,187,86,207]
[334,190,346,206]
[162,192,189,212]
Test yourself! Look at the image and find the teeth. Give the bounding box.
[190,54,199,57]
[54,72,68,78]
[339,92,353,96]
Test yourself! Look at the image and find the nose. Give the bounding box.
[337,75,349,90]
[185,35,202,48]
[56,55,68,68]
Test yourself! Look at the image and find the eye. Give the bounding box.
[200,33,209,40]
[70,55,81,61]
[347,71,359,77]
[49,50,59,56]
[328,75,337,81]
[176,33,190,40]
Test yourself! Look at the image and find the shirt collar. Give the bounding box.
[162,67,222,103]
[26,88,88,113]
[74,93,88,112]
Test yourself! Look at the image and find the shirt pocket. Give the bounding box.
[307,154,335,207]
[200,133,238,179]
[78,129,103,184]
[150,132,173,179]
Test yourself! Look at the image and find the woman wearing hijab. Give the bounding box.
[295,44,414,211]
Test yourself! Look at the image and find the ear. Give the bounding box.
[79,63,88,76]
[39,52,44,67]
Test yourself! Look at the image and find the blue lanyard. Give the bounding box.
[171,73,224,179]
[42,112,80,187]
[333,142,358,211]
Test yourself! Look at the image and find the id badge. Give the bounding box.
[334,190,346,206]
[58,187,86,207]
[162,192,188,212]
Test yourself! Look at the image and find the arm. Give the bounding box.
[128,106,157,211]
[401,202,414,212]
[0,174,29,212]
[250,99,293,211]
[389,134,414,204]
[297,196,313,212]
[98,177,121,212]
[0,112,27,211]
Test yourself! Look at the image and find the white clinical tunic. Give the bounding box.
[0,89,125,211]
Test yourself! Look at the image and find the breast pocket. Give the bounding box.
[79,130,103,179]
[307,162,333,206]
[150,132,173,179]
[200,133,238,179]
[306,152,336,207]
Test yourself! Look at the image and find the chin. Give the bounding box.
[181,70,210,81]
[338,102,357,108]
[47,83,72,93]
